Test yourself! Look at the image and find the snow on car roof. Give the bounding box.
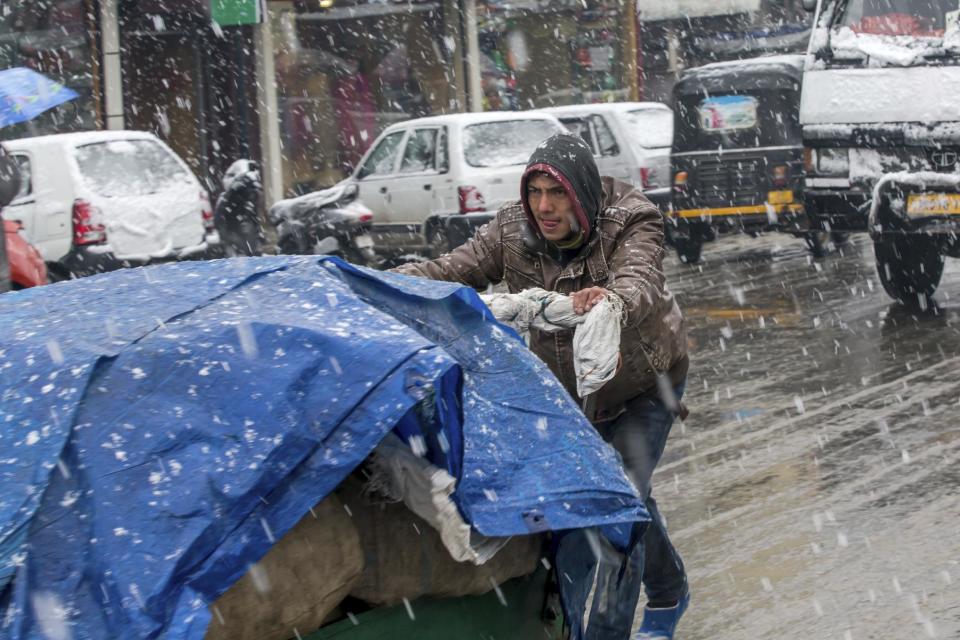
[381,110,563,131]
[3,130,161,151]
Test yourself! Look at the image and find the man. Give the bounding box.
[392,133,689,640]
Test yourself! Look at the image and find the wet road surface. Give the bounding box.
[657,232,960,639]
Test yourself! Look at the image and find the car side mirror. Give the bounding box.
[801,0,817,12]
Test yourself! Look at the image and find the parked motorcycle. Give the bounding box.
[269,181,377,266]
[215,159,264,257]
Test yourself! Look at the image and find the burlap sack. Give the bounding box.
[337,475,542,607]
[206,493,363,640]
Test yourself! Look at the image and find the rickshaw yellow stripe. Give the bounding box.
[674,204,804,218]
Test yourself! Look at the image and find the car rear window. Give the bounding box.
[622,109,674,148]
[74,139,192,197]
[463,119,563,168]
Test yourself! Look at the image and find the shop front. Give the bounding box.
[267,0,464,196]
[475,0,638,110]
[118,0,261,191]
[0,0,99,139]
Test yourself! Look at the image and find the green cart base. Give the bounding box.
[304,568,564,640]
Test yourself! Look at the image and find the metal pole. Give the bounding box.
[254,9,283,251]
[626,0,640,102]
[235,28,251,158]
[443,0,467,112]
[463,0,483,112]
[101,0,124,129]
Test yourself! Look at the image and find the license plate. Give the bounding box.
[906,193,960,217]
[354,234,374,249]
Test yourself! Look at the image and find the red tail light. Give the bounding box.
[200,191,214,231]
[673,171,688,193]
[72,199,106,246]
[640,168,651,189]
[358,212,373,223]
[457,186,486,214]
[771,165,789,188]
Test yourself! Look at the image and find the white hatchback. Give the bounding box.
[539,102,674,209]
[3,130,220,280]
[347,111,567,255]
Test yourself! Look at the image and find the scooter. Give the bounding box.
[215,159,264,257]
[269,181,377,267]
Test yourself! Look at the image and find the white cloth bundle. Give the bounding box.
[480,288,623,397]
[365,433,510,565]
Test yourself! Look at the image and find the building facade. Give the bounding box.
[0,0,812,206]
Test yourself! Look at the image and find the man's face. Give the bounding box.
[527,173,574,242]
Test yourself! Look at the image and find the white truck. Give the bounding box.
[800,0,960,308]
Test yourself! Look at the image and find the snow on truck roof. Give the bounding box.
[3,130,162,150]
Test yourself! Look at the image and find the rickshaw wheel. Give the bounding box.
[674,237,703,264]
[803,231,830,258]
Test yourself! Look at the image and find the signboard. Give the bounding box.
[637,0,760,21]
[211,0,266,25]
[698,95,758,132]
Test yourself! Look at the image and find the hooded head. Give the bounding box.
[520,133,602,249]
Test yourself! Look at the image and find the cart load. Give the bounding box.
[0,256,647,639]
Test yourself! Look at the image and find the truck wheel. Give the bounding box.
[875,235,944,309]
[674,237,703,264]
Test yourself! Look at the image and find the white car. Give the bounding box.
[538,102,674,209]
[3,130,220,280]
[347,111,567,255]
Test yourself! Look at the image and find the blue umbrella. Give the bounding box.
[0,67,79,128]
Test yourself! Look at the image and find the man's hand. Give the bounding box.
[570,287,608,315]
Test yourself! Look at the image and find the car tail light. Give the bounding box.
[72,199,106,246]
[771,165,789,188]
[458,186,486,214]
[358,212,373,223]
[640,168,651,189]
[200,190,215,231]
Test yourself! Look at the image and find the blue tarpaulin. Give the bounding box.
[0,256,647,639]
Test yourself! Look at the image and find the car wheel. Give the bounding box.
[379,253,429,270]
[45,262,71,283]
[874,235,944,310]
[429,225,449,259]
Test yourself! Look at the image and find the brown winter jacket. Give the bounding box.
[393,177,688,423]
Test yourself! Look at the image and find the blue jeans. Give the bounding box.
[557,382,687,640]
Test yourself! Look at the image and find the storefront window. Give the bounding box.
[270,0,455,196]
[476,0,632,110]
[0,0,97,138]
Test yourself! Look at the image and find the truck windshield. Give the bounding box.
[837,0,957,37]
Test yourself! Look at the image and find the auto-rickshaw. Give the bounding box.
[668,54,834,263]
